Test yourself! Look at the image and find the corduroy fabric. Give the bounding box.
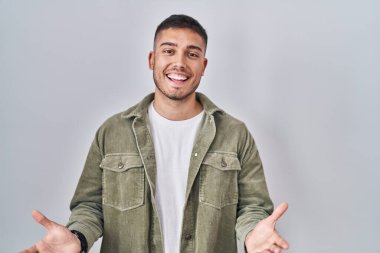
[66,92,273,253]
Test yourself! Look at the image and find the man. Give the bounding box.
[22,14,289,253]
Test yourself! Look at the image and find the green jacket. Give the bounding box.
[67,93,273,253]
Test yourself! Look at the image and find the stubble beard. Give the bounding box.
[153,70,200,101]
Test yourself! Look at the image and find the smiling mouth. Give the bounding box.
[166,73,190,83]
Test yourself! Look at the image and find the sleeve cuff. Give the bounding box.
[71,230,88,253]
[67,223,99,250]
[236,220,261,253]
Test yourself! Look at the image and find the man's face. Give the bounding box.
[149,28,208,101]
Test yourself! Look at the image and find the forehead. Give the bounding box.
[154,28,206,50]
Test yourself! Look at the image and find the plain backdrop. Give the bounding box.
[1,1,379,252]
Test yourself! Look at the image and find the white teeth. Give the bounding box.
[167,73,188,81]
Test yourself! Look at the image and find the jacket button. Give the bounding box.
[185,234,192,240]
[118,162,124,169]
[221,157,227,167]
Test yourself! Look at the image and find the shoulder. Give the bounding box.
[98,111,130,132]
[198,92,249,132]
[213,110,249,133]
[97,93,153,133]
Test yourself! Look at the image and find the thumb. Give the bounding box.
[31,210,55,230]
[269,202,288,222]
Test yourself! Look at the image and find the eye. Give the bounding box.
[188,52,199,58]
[163,49,174,55]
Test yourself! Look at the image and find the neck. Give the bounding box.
[153,90,203,121]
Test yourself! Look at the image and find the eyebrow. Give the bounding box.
[159,42,203,53]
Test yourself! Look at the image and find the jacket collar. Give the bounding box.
[121,92,224,119]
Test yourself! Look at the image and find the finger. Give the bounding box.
[276,237,289,250]
[269,244,282,253]
[268,232,289,250]
[272,245,282,253]
[269,202,288,222]
[271,232,289,250]
[31,210,54,230]
[19,244,37,253]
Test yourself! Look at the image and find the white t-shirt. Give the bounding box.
[148,102,204,253]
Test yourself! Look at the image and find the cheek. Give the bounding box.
[154,60,170,73]
[189,61,206,72]
[193,65,205,76]
[153,65,166,81]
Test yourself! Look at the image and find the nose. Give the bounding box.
[173,52,187,70]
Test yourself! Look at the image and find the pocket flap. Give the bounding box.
[202,152,241,171]
[100,153,143,172]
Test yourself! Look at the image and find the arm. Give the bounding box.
[235,125,289,252]
[235,125,274,241]
[20,134,104,253]
[66,133,104,249]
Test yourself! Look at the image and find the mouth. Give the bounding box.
[165,73,190,85]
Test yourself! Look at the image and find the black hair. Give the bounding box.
[154,14,208,48]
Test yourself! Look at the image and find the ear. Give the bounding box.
[201,58,208,76]
[148,51,154,70]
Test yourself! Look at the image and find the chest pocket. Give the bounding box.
[100,153,144,211]
[199,152,241,209]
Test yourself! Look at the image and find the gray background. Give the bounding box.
[1,0,379,252]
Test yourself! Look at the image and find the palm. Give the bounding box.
[245,202,289,253]
[20,210,81,253]
[36,225,79,252]
[247,217,276,248]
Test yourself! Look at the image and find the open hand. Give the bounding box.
[20,210,81,253]
[245,202,289,253]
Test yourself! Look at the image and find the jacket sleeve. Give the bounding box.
[235,124,274,246]
[66,131,104,249]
